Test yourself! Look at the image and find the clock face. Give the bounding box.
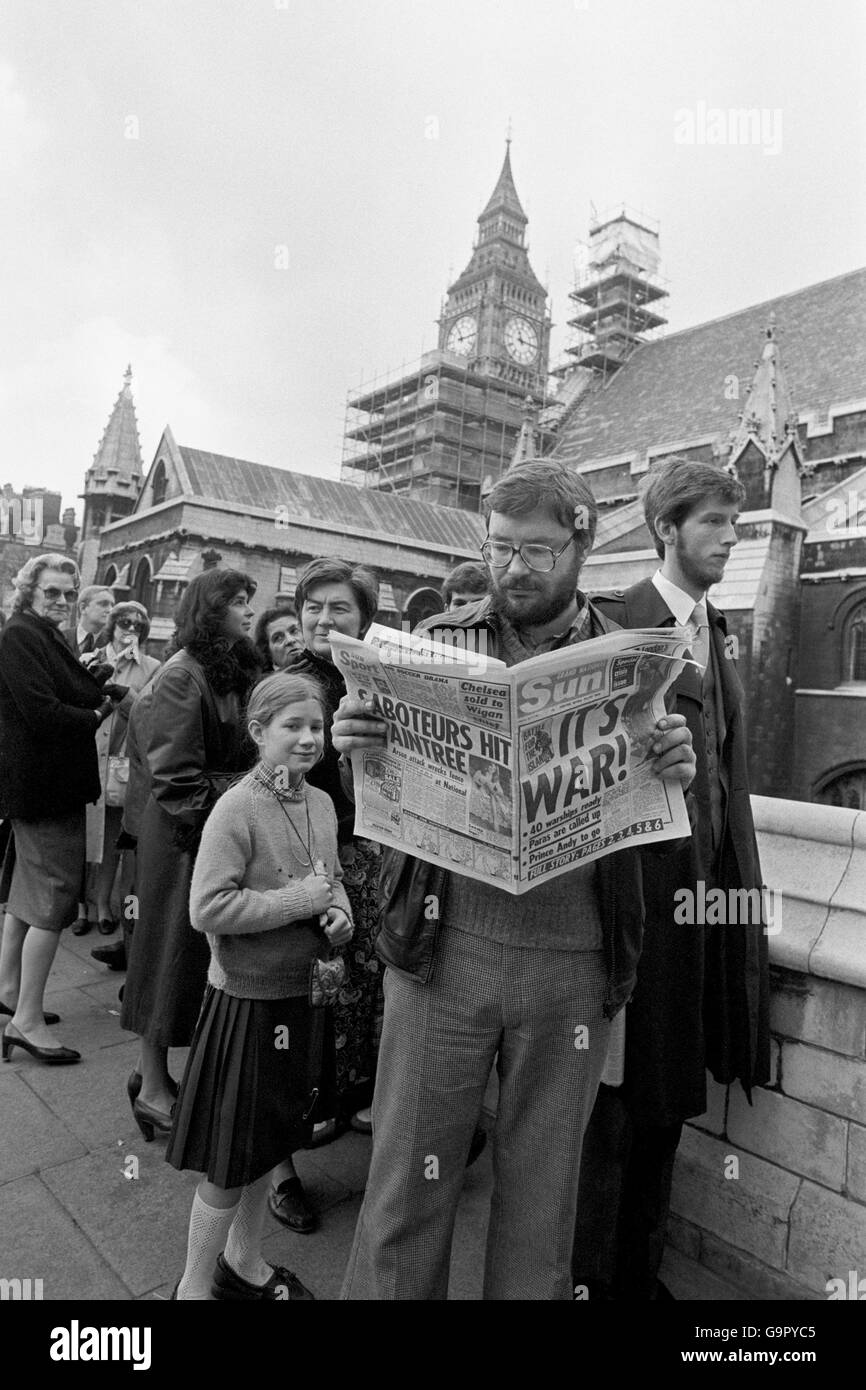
[446,315,478,356]
[504,316,539,365]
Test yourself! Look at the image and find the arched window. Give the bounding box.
[102,565,118,589]
[404,586,445,630]
[131,556,153,608]
[843,601,866,682]
[815,767,866,811]
[151,460,167,507]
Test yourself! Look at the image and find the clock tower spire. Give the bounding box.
[439,143,551,394]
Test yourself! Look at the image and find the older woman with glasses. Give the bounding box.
[0,554,124,1065]
[84,601,160,937]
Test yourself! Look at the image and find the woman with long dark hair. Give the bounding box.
[120,569,261,1138]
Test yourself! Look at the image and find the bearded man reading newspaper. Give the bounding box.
[334,460,696,1301]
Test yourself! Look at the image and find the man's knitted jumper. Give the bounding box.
[189,771,352,999]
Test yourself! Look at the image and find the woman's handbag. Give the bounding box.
[309,950,347,1008]
[104,755,130,808]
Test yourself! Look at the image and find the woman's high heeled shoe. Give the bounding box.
[132,1097,174,1142]
[127,1071,179,1107]
[1,1025,80,1065]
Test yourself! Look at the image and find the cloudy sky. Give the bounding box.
[2,0,864,515]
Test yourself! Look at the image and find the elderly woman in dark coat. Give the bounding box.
[120,570,261,1139]
[0,554,122,1064]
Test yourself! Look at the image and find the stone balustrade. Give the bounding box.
[669,796,866,1300]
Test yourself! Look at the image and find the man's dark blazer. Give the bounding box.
[595,578,770,1123]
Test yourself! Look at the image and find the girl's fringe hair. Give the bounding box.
[247,671,325,727]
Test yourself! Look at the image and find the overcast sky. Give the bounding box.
[2,0,865,516]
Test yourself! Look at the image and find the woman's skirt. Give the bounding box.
[120,797,209,1046]
[166,986,325,1188]
[6,811,85,932]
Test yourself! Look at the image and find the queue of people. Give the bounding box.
[0,454,769,1300]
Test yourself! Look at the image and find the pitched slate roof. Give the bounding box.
[553,267,866,473]
[176,447,485,557]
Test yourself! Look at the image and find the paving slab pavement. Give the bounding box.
[0,932,748,1301]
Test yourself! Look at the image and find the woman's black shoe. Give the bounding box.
[0,1000,60,1026]
[211,1254,315,1301]
[1,1025,80,1065]
[132,1097,174,1142]
[91,940,127,970]
[71,919,92,936]
[127,1071,178,1107]
[97,918,117,936]
[268,1177,318,1234]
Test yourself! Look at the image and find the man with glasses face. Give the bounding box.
[334,460,697,1301]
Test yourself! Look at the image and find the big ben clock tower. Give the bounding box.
[439,142,551,393]
[344,144,552,511]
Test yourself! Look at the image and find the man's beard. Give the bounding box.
[490,574,578,628]
[675,537,721,594]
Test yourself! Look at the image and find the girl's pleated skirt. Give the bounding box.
[166,986,326,1188]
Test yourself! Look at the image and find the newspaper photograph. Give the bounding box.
[330,625,693,894]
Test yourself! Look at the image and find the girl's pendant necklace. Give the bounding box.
[272,789,326,879]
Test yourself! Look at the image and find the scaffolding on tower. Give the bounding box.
[563,207,670,385]
[340,350,552,512]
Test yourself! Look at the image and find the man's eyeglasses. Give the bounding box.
[35,585,78,603]
[480,534,578,573]
[116,617,145,631]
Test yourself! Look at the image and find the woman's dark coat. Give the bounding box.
[0,610,104,820]
[120,650,254,1047]
[595,579,770,1122]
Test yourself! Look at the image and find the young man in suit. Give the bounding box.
[65,585,114,659]
[572,458,770,1300]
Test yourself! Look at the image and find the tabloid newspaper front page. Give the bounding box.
[331,622,692,895]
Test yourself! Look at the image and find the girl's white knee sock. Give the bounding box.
[224,1169,274,1286]
[176,1189,240,1300]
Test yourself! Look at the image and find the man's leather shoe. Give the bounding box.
[71,919,91,936]
[268,1177,318,1234]
[97,918,117,936]
[211,1253,315,1301]
[91,941,127,971]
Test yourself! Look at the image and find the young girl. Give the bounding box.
[166,672,354,1300]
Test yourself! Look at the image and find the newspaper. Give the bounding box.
[331,624,692,895]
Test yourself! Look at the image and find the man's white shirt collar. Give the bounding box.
[652,570,708,628]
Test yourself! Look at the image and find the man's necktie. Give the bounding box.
[688,605,710,672]
[80,632,95,655]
